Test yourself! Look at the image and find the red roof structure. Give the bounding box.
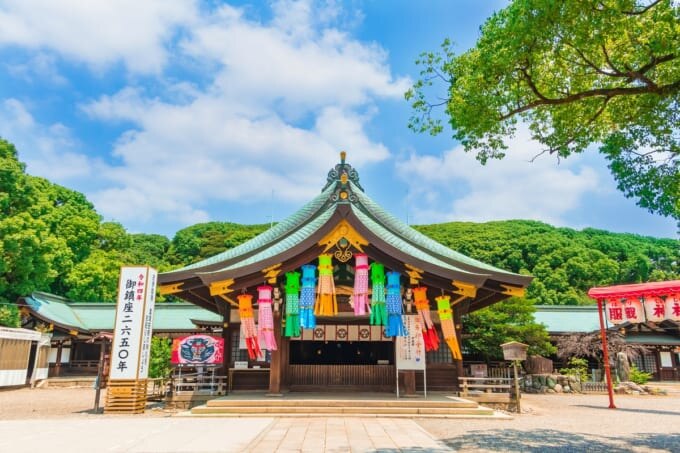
[588,280,680,299]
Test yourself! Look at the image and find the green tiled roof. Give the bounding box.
[351,206,487,279]
[23,292,221,333]
[166,184,335,275]
[351,182,521,277]
[200,207,335,275]
[533,305,600,333]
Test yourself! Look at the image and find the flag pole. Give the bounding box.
[597,298,616,409]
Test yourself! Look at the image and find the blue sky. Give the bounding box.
[0,0,676,239]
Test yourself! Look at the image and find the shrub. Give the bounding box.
[629,364,653,385]
[149,337,172,379]
[560,357,589,382]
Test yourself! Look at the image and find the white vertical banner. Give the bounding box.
[137,268,157,379]
[396,315,426,371]
[110,266,157,380]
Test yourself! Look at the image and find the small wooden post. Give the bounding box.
[513,361,521,414]
[94,339,105,412]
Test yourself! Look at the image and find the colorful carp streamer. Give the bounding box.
[369,262,388,326]
[257,285,277,351]
[300,264,317,329]
[436,295,462,360]
[385,271,407,337]
[283,271,301,337]
[238,293,261,360]
[314,254,338,316]
[413,287,439,351]
[352,253,370,316]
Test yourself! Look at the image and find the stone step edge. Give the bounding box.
[205,400,478,408]
[177,412,512,419]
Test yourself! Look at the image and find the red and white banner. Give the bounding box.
[171,335,224,365]
[607,295,680,325]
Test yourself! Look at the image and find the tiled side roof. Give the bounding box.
[23,292,221,332]
[532,305,600,333]
[165,183,336,274]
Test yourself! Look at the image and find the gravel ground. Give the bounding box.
[2,387,679,452]
[418,393,680,452]
[0,387,170,419]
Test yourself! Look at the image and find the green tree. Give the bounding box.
[0,303,20,327]
[463,297,556,360]
[149,336,172,379]
[167,221,268,265]
[407,0,679,219]
[0,138,101,303]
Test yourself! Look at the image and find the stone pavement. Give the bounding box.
[0,416,451,452]
[245,417,451,452]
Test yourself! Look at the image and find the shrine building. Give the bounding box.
[158,153,532,394]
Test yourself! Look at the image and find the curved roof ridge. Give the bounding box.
[165,183,336,275]
[350,182,522,277]
[351,206,488,279]
[198,206,336,277]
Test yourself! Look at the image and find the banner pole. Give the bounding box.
[597,298,616,409]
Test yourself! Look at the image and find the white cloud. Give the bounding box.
[0,98,96,182]
[73,1,406,228]
[397,127,601,226]
[0,0,196,73]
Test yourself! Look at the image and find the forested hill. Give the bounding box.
[413,220,678,305]
[1,137,678,327]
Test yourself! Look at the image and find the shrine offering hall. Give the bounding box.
[158,153,532,393]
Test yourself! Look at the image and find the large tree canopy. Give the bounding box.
[407,0,679,219]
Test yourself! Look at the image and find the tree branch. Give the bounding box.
[500,79,680,121]
[621,0,662,15]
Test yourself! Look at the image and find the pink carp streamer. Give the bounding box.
[257,285,277,351]
[352,253,371,315]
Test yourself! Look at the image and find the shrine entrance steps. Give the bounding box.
[186,392,509,419]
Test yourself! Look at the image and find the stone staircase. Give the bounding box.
[187,394,507,419]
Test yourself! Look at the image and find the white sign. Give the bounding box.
[396,315,426,371]
[110,266,157,380]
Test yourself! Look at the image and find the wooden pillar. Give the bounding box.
[453,308,465,391]
[268,309,283,395]
[222,308,232,376]
[54,341,63,377]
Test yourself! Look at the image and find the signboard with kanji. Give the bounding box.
[396,315,426,371]
[110,266,157,380]
[606,295,680,325]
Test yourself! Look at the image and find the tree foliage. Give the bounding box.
[415,220,678,305]
[463,297,557,360]
[166,221,268,265]
[149,336,172,379]
[407,0,679,219]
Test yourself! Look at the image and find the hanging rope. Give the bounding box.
[300,264,317,329]
[413,286,439,351]
[436,295,462,360]
[238,293,261,360]
[314,254,337,316]
[385,271,407,337]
